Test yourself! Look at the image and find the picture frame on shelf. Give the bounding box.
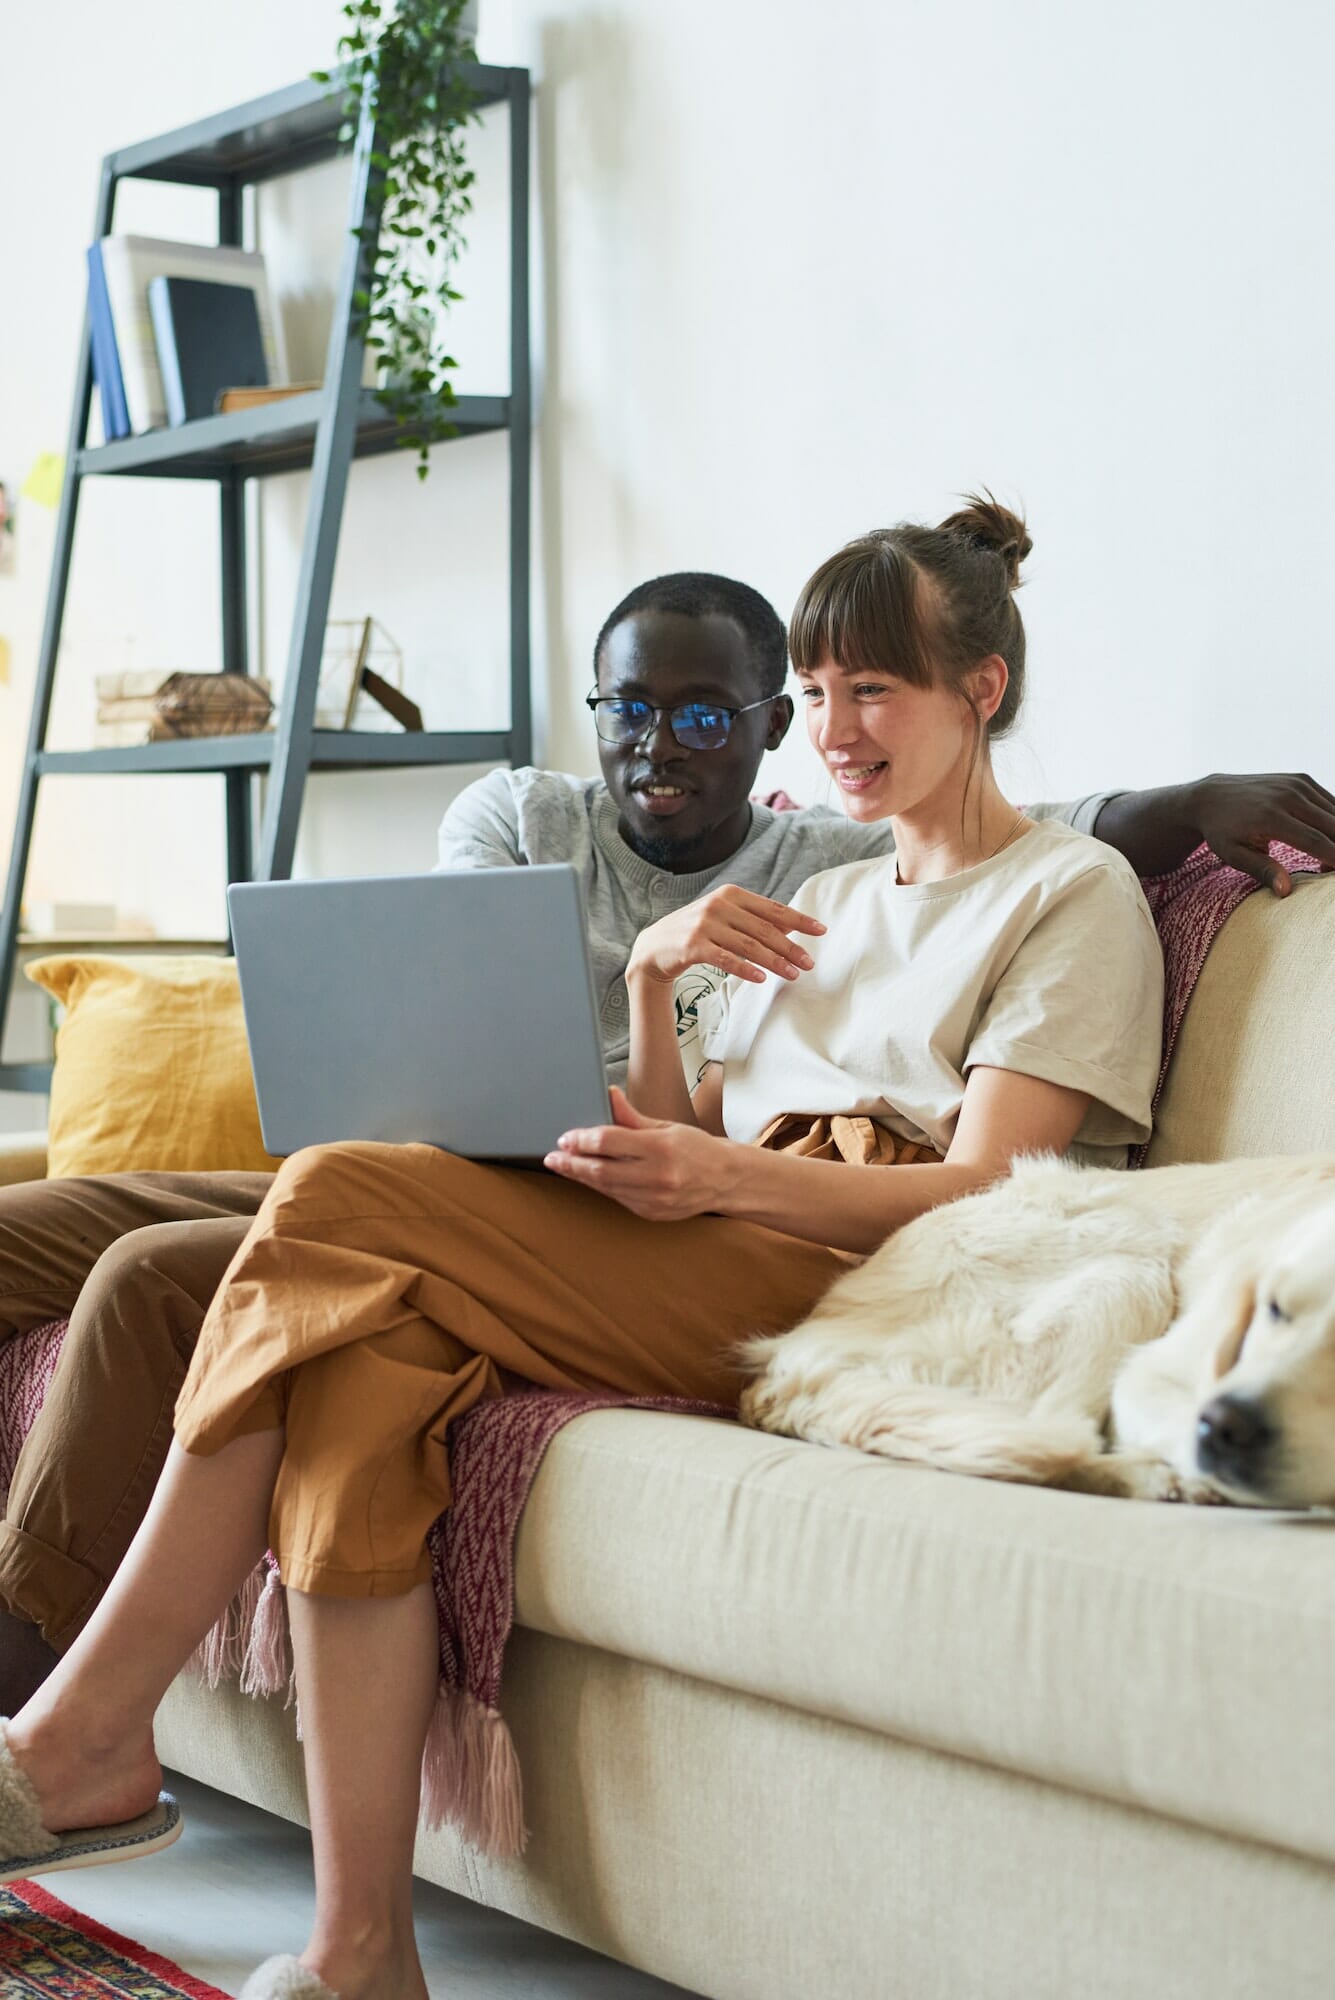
[316,617,422,731]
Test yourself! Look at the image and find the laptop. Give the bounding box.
[227,866,612,1161]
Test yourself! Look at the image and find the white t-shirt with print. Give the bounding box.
[697,818,1165,1169]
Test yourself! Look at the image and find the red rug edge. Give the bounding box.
[7,1877,234,2000]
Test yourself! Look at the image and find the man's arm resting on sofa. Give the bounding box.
[1088,772,1335,893]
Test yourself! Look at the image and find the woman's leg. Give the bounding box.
[286,1584,439,2000]
[174,1143,851,1602]
[7,1422,449,1999]
[4,1429,282,1833]
[5,1419,440,2000]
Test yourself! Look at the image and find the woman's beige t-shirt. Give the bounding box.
[697,819,1165,1169]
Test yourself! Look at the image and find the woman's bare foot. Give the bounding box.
[2,1709,162,1833]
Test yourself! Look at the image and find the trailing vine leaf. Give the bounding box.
[318,0,479,478]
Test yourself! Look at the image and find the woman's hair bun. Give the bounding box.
[938,490,1032,589]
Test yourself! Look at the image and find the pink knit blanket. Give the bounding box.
[0,839,1320,1855]
[1131,838,1321,1160]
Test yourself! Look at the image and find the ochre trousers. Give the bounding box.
[173,1143,852,1599]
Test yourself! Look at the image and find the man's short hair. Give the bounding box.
[593,573,788,698]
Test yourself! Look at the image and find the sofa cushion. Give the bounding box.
[514,1409,1335,1865]
[24,954,280,1178]
[1147,871,1335,1164]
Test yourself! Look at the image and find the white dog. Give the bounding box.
[739,1155,1335,1507]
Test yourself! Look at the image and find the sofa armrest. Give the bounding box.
[0,1133,48,1186]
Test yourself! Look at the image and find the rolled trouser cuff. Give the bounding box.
[276,1550,434,1598]
[0,1524,105,1652]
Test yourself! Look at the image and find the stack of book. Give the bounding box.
[95,671,273,746]
[86,236,290,440]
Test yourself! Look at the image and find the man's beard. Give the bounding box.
[623,821,722,873]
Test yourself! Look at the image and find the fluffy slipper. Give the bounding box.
[238,1958,341,1999]
[0,1718,181,1885]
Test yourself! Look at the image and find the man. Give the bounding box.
[0,569,1331,1708]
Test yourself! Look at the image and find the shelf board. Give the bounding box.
[109,65,518,188]
[0,1065,53,1095]
[305,730,510,770]
[17,935,227,950]
[77,390,509,481]
[36,731,511,777]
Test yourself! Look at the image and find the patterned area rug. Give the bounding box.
[0,1879,230,1998]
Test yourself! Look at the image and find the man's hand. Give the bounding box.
[1189,773,1335,894]
[1094,773,1335,893]
[626,885,825,989]
[544,1088,735,1221]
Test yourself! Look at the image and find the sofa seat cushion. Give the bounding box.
[513,1409,1335,1864]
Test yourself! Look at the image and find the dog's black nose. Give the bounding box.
[1196,1395,1276,1487]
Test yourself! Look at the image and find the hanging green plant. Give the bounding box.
[314,0,479,478]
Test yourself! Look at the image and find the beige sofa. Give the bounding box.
[3,875,1334,2000]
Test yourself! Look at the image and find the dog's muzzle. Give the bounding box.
[1196,1394,1277,1493]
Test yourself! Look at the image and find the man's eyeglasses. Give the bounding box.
[586,692,774,751]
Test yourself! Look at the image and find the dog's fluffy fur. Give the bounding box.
[740,1155,1335,1506]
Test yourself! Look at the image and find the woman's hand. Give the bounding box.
[626,885,826,989]
[544,1088,736,1221]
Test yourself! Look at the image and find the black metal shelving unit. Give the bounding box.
[0,63,531,1095]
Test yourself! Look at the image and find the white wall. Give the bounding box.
[510,0,1335,808]
[3,0,1334,945]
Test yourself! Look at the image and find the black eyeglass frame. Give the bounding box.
[585,690,777,750]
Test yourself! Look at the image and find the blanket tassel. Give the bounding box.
[240,1565,295,1704]
[420,1683,527,1857]
[187,1563,265,1691]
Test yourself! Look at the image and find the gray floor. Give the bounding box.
[47,1771,704,1998]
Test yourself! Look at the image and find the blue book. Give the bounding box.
[147,275,267,426]
[86,251,116,438]
[86,244,129,441]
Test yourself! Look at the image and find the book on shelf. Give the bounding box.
[148,276,268,426]
[216,381,320,413]
[95,670,177,704]
[93,719,194,747]
[93,720,168,747]
[97,236,284,435]
[96,698,168,725]
[93,714,276,748]
[95,669,180,725]
[22,900,121,937]
[85,244,130,442]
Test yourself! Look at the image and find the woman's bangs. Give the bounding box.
[789,542,933,686]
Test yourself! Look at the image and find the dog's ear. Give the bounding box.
[1211,1274,1257,1380]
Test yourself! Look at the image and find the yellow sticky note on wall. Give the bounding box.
[21,453,65,509]
[0,636,11,685]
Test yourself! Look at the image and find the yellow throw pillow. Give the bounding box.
[25,954,282,1178]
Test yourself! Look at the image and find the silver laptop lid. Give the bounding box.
[227,866,611,1161]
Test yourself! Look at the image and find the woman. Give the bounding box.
[0,498,1162,2000]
